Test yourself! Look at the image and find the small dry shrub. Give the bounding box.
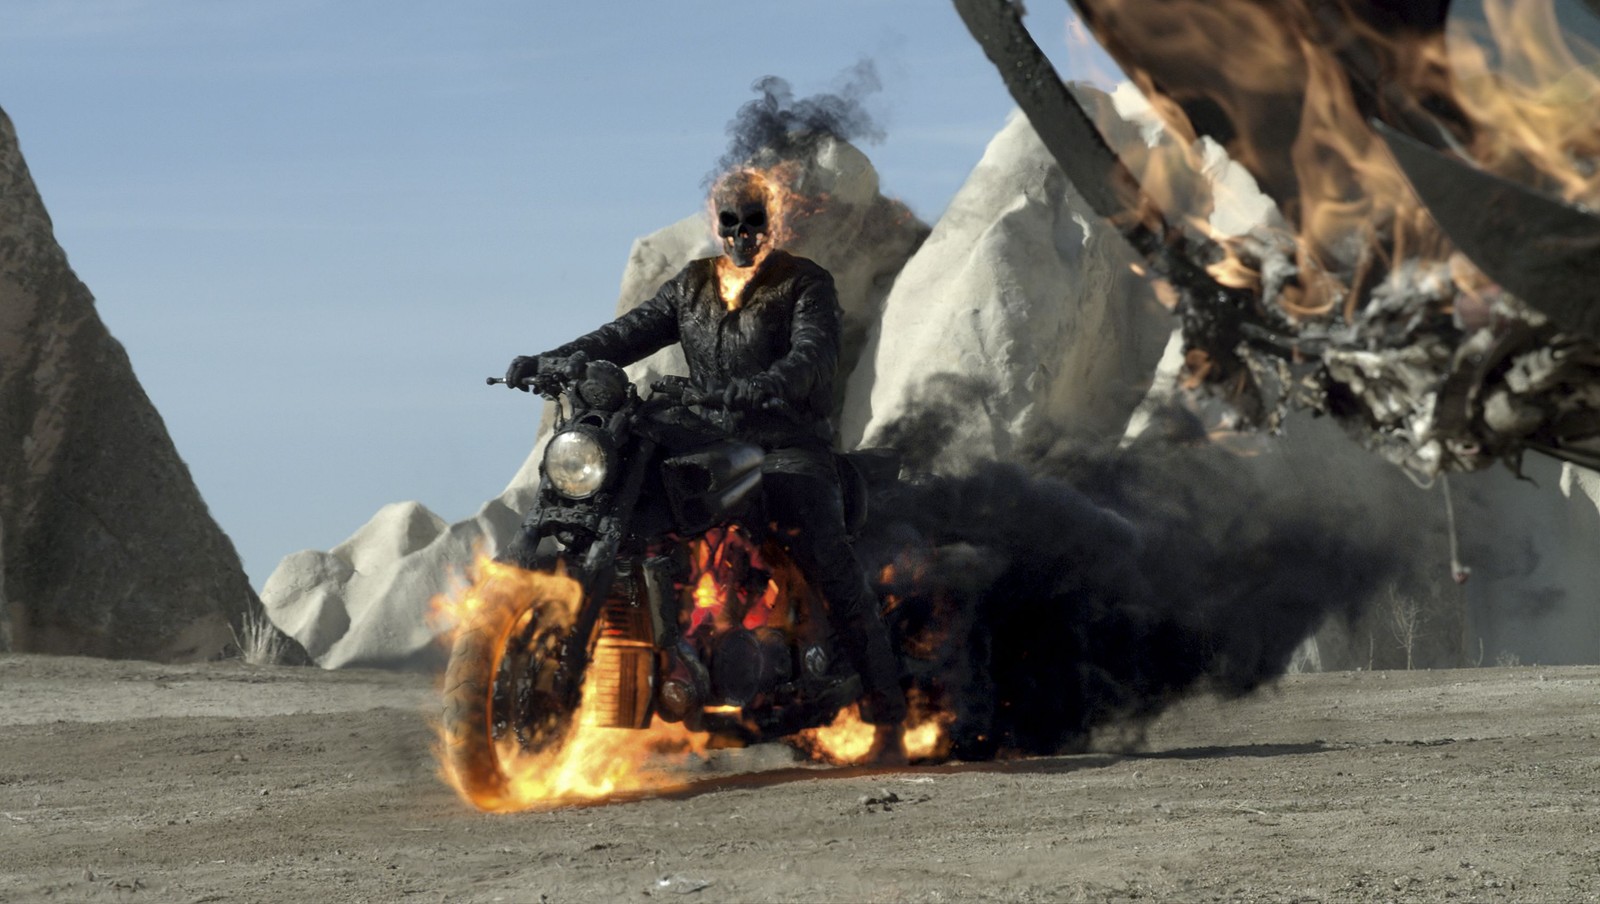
[230,609,292,666]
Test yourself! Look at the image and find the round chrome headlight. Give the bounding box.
[544,429,609,499]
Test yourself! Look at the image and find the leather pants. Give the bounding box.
[761,448,908,726]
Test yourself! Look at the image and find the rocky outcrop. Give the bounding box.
[263,137,929,668]
[262,500,522,669]
[0,106,289,662]
[845,92,1173,454]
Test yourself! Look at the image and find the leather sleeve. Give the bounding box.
[543,270,685,367]
[763,266,841,407]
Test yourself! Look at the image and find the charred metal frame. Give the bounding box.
[954,0,1600,473]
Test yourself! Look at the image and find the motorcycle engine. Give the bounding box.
[709,627,792,706]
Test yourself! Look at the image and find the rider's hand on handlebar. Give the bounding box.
[504,352,588,393]
[504,355,540,392]
[722,373,782,412]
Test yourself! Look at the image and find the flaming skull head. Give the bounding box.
[712,170,774,268]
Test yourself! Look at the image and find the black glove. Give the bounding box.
[504,355,541,392]
[506,352,589,393]
[721,372,782,411]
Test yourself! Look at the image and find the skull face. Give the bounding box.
[713,172,771,268]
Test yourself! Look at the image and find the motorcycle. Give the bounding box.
[442,353,903,801]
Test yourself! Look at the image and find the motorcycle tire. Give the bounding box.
[441,585,575,809]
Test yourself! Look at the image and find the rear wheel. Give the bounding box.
[442,581,577,809]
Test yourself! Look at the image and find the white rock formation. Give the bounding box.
[262,498,525,670]
[845,92,1173,455]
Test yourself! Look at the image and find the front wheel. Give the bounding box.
[441,566,582,810]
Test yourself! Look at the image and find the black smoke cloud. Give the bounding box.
[714,59,886,175]
[858,377,1397,760]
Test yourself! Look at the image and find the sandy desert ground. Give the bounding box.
[3,653,1600,903]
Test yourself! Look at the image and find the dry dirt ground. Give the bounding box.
[3,654,1600,903]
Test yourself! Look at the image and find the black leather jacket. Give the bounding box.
[547,250,841,449]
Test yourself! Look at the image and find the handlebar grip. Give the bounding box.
[486,376,541,389]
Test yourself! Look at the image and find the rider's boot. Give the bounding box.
[832,579,909,760]
[865,722,908,767]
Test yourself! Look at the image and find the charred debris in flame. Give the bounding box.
[956,0,1600,478]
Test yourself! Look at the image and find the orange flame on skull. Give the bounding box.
[710,163,818,310]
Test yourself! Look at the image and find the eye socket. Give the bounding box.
[719,211,739,227]
[747,211,768,229]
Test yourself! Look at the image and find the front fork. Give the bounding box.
[548,435,659,715]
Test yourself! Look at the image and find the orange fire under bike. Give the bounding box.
[443,355,906,799]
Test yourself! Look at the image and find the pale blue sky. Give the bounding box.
[1,1,1116,587]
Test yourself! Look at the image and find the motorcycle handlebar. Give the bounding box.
[485,375,544,389]
[485,368,787,413]
[651,377,789,413]
[488,352,589,394]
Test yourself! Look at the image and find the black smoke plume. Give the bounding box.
[714,60,886,175]
[858,378,1397,760]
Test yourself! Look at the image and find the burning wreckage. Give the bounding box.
[958,0,1600,476]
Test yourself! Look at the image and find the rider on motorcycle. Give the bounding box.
[504,169,909,764]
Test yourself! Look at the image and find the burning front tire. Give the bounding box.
[440,566,581,811]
